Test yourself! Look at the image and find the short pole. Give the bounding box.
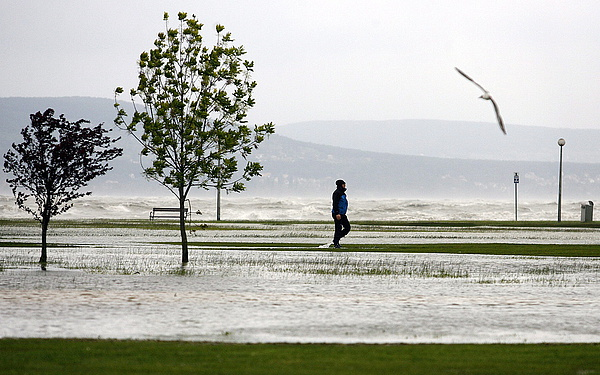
[557,138,566,222]
[514,172,519,221]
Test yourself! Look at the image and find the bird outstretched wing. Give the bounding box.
[456,67,506,135]
[489,97,506,134]
[455,67,488,94]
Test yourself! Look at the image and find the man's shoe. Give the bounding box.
[334,244,341,249]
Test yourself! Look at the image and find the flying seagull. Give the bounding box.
[455,67,506,134]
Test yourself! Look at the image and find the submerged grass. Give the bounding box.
[2,218,599,278]
[182,242,600,257]
[4,247,594,286]
[1,339,599,375]
[2,219,599,365]
[283,254,470,278]
[5,239,600,257]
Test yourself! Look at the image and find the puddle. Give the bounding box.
[1,247,599,343]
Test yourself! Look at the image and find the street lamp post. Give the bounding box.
[557,138,566,222]
[514,172,519,221]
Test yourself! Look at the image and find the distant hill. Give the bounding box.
[277,119,600,163]
[1,97,599,202]
[253,134,600,200]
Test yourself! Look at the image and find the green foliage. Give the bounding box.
[114,12,274,262]
[3,109,122,262]
[3,109,122,222]
[114,12,274,199]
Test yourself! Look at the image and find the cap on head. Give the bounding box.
[336,179,346,187]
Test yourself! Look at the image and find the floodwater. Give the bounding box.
[1,221,600,344]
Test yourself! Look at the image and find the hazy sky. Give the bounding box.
[1,1,599,129]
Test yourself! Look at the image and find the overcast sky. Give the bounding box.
[1,1,599,129]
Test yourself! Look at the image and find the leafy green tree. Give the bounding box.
[115,12,274,263]
[3,109,123,266]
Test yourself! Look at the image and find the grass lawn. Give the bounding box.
[334,243,600,257]
[179,242,600,257]
[1,339,599,375]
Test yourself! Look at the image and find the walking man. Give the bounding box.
[331,179,350,248]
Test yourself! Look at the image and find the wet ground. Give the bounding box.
[1,222,599,343]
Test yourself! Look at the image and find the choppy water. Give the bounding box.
[0,194,591,221]
[1,218,600,344]
[1,251,599,344]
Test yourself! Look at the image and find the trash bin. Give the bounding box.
[580,201,594,222]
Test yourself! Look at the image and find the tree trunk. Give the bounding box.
[179,197,188,264]
[40,214,49,267]
[216,187,221,221]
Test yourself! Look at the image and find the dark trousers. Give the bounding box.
[332,213,351,244]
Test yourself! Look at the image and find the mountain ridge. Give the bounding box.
[277,119,600,162]
[1,97,598,201]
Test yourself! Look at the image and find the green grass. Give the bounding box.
[179,242,600,257]
[0,339,598,375]
[0,242,74,248]
[343,243,600,257]
[354,220,600,228]
[4,218,600,229]
[2,241,600,258]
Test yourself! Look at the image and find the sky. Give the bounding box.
[1,0,600,129]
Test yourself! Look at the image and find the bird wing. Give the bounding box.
[489,96,506,134]
[455,67,488,94]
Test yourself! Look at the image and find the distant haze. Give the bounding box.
[1,97,599,203]
[277,120,600,163]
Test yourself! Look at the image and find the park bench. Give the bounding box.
[149,207,188,221]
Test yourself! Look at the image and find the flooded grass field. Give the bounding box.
[1,219,600,344]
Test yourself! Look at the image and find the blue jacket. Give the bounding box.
[332,187,348,215]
